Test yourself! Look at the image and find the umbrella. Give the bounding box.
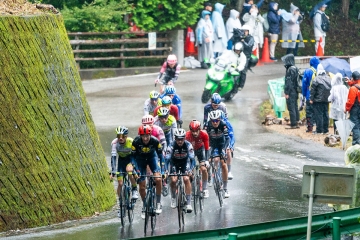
[321,57,352,77]
[350,56,360,73]
[335,119,355,150]
[309,0,332,19]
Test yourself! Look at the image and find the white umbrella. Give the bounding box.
[335,119,355,150]
[350,56,360,73]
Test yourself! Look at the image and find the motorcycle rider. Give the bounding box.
[239,25,255,91]
[218,42,247,93]
[203,93,228,125]
[154,54,181,94]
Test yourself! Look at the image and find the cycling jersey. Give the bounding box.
[153,105,179,121]
[144,98,162,115]
[157,62,181,84]
[153,115,177,134]
[151,124,167,150]
[165,140,195,173]
[223,118,235,149]
[110,137,134,176]
[185,130,210,151]
[160,93,182,119]
[205,120,230,158]
[203,102,227,124]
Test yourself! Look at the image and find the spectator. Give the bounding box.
[328,73,349,134]
[301,56,320,133]
[281,53,299,129]
[310,64,332,134]
[204,1,213,12]
[226,9,242,50]
[196,10,214,69]
[242,4,265,57]
[345,71,360,145]
[212,3,228,58]
[313,4,329,54]
[281,3,304,56]
[240,0,265,25]
[267,2,281,61]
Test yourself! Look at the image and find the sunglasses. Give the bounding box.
[159,116,168,119]
[151,98,158,101]
[117,134,127,139]
[212,119,220,123]
[175,138,185,141]
[167,94,175,97]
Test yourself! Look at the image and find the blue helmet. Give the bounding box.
[211,93,221,104]
[165,85,176,95]
[162,96,172,105]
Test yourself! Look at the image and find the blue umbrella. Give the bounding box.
[309,0,332,19]
[321,57,352,77]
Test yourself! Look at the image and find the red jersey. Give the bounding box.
[185,130,210,151]
[153,105,179,120]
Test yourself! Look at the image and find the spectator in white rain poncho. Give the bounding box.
[196,10,214,69]
[211,3,228,58]
[226,9,242,50]
[328,73,349,134]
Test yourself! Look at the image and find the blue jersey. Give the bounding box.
[223,118,235,149]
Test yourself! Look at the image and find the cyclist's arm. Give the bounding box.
[158,128,167,151]
[224,126,230,149]
[171,64,181,83]
[157,62,167,80]
[110,138,118,175]
[187,143,196,172]
[170,119,177,137]
[156,142,165,173]
[203,105,209,125]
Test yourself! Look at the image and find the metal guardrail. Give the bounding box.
[141,207,360,240]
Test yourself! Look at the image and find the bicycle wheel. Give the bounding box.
[181,189,185,226]
[151,187,157,231]
[198,175,204,212]
[119,185,126,227]
[177,183,183,228]
[144,193,150,234]
[192,175,198,215]
[216,171,223,207]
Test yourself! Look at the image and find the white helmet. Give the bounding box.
[142,115,154,124]
[174,128,186,139]
[241,25,251,31]
[208,110,222,120]
[233,42,243,56]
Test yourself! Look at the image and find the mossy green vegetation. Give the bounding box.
[0,14,116,231]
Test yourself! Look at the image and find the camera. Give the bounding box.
[232,28,245,42]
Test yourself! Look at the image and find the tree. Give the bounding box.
[129,0,204,31]
[342,0,349,18]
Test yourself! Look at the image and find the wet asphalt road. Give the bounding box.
[6,62,346,239]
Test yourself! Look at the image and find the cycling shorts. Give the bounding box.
[116,155,132,180]
[209,146,226,162]
[135,152,160,182]
[194,146,206,163]
[170,161,187,174]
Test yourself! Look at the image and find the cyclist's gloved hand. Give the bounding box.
[204,161,210,168]
[155,79,160,83]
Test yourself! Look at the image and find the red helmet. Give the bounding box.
[138,125,152,135]
[189,120,201,131]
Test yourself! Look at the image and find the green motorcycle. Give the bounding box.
[201,59,240,103]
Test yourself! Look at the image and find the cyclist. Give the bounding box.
[204,110,230,198]
[185,120,211,198]
[132,125,165,217]
[219,110,235,180]
[153,96,180,122]
[142,115,167,151]
[154,54,181,94]
[153,107,177,147]
[110,126,138,218]
[160,85,183,121]
[144,90,162,115]
[166,128,196,213]
[203,93,227,125]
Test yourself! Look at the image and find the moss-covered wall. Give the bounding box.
[0,14,116,231]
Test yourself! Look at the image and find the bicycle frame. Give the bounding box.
[209,158,224,207]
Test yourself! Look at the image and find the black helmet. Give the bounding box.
[248,55,259,68]
[352,71,360,80]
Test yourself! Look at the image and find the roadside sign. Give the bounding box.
[148,32,156,50]
[302,165,355,205]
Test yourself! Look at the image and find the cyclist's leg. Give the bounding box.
[148,152,162,211]
[125,161,138,199]
[136,158,147,202]
[164,132,172,148]
[117,157,126,197]
[220,148,230,197]
[196,148,208,191]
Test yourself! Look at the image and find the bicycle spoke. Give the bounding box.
[177,184,182,228]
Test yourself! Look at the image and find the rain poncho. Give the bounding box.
[328,73,349,120]
[242,7,265,47]
[281,3,305,49]
[196,10,214,62]
[226,9,242,40]
[211,3,228,54]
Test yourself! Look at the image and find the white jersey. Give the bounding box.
[143,98,160,115]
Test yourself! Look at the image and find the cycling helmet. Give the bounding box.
[149,90,160,99]
[138,125,152,135]
[115,126,128,135]
[142,115,154,125]
[208,110,222,120]
[211,93,221,104]
[352,71,360,80]
[157,107,170,117]
[189,120,201,131]
[174,128,186,139]
[165,85,176,95]
[162,96,172,105]
[167,54,177,64]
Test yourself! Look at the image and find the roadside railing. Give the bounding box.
[68,31,172,69]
